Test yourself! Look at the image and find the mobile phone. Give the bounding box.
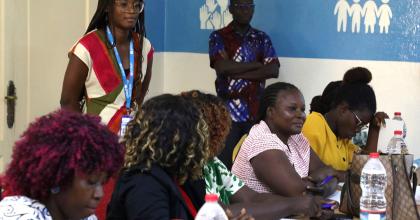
[306,186,324,194]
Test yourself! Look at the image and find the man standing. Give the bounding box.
[209,0,280,169]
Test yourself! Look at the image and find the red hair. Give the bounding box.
[1,109,124,201]
[181,90,231,158]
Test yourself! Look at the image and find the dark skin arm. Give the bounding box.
[231,63,279,80]
[308,148,345,182]
[61,52,152,111]
[60,54,88,112]
[226,186,323,219]
[213,50,279,80]
[307,149,342,197]
[364,112,389,153]
[251,148,339,198]
[214,59,263,75]
[250,149,308,197]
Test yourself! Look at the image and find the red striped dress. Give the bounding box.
[71,29,154,134]
[70,30,154,220]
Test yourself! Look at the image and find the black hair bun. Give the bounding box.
[343,67,372,84]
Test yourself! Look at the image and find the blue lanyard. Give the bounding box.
[106,26,134,111]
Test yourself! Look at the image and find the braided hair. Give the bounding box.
[257,82,299,122]
[85,0,146,73]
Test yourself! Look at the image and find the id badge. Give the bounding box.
[119,115,133,137]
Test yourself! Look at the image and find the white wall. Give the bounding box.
[158,52,420,157]
[146,53,165,99]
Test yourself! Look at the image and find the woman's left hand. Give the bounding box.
[306,167,336,183]
[320,177,338,197]
[306,176,338,198]
[370,111,389,128]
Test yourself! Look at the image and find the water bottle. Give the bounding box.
[386,130,408,154]
[195,194,228,220]
[360,152,387,220]
[392,112,407,139]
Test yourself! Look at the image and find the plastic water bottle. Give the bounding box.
[360,152,387,220]
[386,130,408,154]
[392,112,407,139]
[195,194,228,220]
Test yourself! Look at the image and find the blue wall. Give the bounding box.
[146,0,420,62]
[145,0,165,52]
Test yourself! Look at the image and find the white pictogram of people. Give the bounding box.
[200,0,233,30]
[334,0,392,34]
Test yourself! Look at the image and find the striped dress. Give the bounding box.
[232,120,311,193]
[71,29,154,134]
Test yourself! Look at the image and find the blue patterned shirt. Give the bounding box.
[209,23,279,122]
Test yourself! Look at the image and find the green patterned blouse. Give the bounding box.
[203,157,244,205]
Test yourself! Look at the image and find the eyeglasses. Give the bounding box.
[114,0,144,13]
[351,111,369,130]
[232,3,255,10]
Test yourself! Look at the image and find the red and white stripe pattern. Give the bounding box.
[70,30,153,127]
[232,120,310,193]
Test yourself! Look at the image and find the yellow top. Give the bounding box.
[302,112,359,171]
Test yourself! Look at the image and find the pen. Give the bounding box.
[322,203,334,209]
[317,175,334,187]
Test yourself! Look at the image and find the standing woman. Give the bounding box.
[60,0,153,134]
[60,1,153,219]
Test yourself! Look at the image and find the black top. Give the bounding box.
[106,164,205,220]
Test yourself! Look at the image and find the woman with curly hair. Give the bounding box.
[106,94,210,220]
[60,1,153,218]
[0,110,124,220]
[182,90,326,219]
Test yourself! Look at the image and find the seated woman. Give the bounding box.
[0,110,124,220]
[182,90,325,219]
[232,82,339,198]
[302,67,387,171]
[106,94,211,220]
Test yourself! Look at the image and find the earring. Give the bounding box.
[50,187,60,194]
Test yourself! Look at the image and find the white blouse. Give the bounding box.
[0,196,97,220]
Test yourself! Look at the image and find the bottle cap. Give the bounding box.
[369,152,380,158]
[394,130,403,135]
[205,194,219,202]
[394,112,401,116]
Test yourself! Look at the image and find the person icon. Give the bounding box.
[349,0,363,33]
[363,0,378,33]
[334,0,351,32]
[377,0,392,34]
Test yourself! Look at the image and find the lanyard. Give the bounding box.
[106,26,134,111]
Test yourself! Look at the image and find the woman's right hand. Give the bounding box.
[300,196,339,218]
[226,208,254,220]
[298,195,323,217]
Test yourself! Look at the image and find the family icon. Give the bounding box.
[334,0,392,34]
